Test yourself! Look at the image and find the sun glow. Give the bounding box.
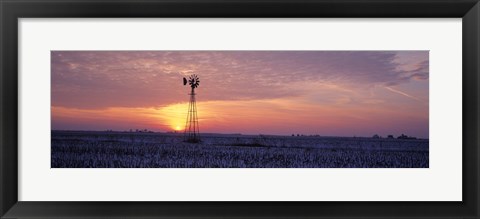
[156,103,189,131]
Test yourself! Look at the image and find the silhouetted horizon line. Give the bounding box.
[51,129,428,140]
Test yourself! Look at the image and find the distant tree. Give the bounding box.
[387,135,394,139]
[398,134,417,140]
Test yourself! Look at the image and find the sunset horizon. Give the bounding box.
[51,51,429,139]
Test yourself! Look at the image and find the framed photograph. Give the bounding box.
[1,0,479,218]
[50,50,430,169]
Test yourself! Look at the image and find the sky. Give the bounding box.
[51,51,429,138]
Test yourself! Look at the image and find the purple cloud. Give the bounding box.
[51,51,428,109]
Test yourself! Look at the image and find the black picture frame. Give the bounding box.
[1,0,479,218]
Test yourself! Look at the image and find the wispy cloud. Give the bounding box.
[51,51,429,109]
[384,86,423,102]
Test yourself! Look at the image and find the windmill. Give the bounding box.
[183,74,201,143]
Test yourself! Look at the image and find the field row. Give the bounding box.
[51,132,429,168]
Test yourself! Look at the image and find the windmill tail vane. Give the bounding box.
[183,74,201,143]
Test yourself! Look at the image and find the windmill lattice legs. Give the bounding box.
[184,88,200,143]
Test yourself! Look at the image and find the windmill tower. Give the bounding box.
[183,74,201,143]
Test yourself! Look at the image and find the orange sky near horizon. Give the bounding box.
[51,51,429,138]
